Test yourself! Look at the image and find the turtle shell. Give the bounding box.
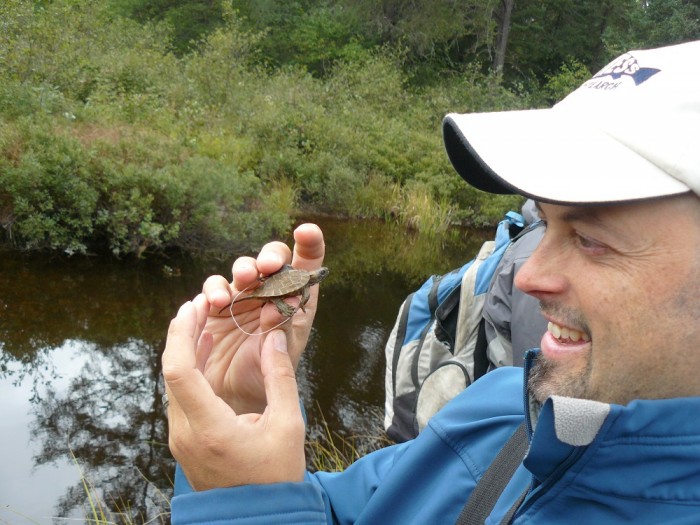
[247,266,311,299]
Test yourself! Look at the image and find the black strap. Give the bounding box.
[455,422,528,525]
[472,318,490,381]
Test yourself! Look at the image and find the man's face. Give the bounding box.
[515,194,700,405]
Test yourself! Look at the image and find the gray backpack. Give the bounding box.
[384,213,545,442]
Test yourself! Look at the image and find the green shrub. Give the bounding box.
[0,0,537,257]
[0,81,70,118]
[161,156,291,257]
[0,118,292,257]
[543,58,592,104]
[0,123,97,253]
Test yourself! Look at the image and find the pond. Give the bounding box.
[0,217,487,524]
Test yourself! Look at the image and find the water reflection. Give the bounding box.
[0,218,486,524]
[31,338,171,521]
[0,253,208,524]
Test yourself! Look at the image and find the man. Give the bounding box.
[162,40,700,523]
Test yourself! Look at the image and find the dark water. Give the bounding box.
[0,217,486,524]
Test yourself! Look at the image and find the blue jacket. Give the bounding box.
[171,352,700,524]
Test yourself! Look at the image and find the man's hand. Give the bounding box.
[163,298,306,490]
[195,223,325,414]
[161,223,323,490]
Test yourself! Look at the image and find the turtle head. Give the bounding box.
[309,266,329,285]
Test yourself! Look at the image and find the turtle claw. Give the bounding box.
[272,298,298,317]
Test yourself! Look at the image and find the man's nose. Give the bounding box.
[514,236,568,301]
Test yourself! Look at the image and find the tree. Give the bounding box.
[111,0,224,54]
[638,0,700,46]
[494,0,515,72]
[505,0,639,81]
[342,0,499,78]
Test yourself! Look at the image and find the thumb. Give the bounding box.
[260,330,307,482]
[261,330,303,421]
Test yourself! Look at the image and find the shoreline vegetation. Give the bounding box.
[1,1,696,259]
[0,2,521,260]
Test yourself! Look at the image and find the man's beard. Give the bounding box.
[528,300,594,403]
[527,352,592,404]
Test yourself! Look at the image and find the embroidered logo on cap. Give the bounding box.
[584,53,661,91]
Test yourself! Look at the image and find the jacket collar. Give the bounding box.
[522,348,700,494]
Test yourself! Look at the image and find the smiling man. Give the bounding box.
[163,40,700,524]
[521,198,700,406]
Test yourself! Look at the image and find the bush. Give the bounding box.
[0,118,291,257]
[0,0,535,257]
[0,123,98,254]
[543,58,592,104]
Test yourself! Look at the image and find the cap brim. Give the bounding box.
[443,110,691,205]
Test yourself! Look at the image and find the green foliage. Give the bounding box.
[506,0,639,81]
[2,0,695,257]
[342,0,500,78]
[604,0,700,55]
[0,118,289,257]
[183,6,266,106]
[1,1,175,104]
[103,0,700,85]
[642,0,700,46]
[0,80,69,118]
[113,0,225,55]
[273,4,370,75]
[1,123,97,254]
[543,58,592,103]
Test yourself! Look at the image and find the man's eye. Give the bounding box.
[575,233,606,253]
[577,234,594,247]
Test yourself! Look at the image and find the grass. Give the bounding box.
[306,404,394,473]
[394,183,455,235]
[68,449,171,525]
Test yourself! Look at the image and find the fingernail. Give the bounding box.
[271,330,288,353]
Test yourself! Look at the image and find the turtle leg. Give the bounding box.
[298,286,312,313]
[272,297,297,317]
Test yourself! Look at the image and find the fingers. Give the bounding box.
[163,300,226,426]
[292,223,325,270]
[163,301,199,373]
[202,275,234,312]
[195,331,214,374]
[260,330,306,480]
[230,223,325,294]
[192,293,210,330]
[255,241,292,276]
[165,325,306,489]
[261,331,299,410]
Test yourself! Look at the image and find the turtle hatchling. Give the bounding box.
[228,264,329,317]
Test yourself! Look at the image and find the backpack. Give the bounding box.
[383,211,532,443]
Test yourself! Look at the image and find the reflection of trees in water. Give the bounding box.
[31,338,173,523]
[1,220,489,522]
[0,252,204,522]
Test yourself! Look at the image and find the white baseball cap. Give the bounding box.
[443,40,700,205]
